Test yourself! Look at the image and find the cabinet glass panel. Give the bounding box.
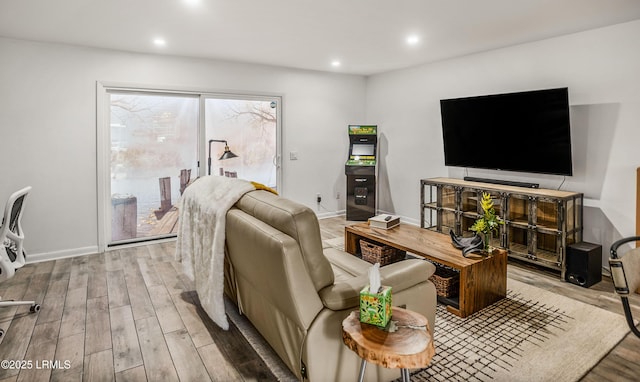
[508,224,528,255]
[536,230,561,265]
[438,210,456,234]
[536,198,560,229]
[422,184,437,209]
[439,185,457,210]
[507,195,529,225]
[422,207,437,230]
[489,192,504,217]
[461,188,479,214]
[461,214,477,235]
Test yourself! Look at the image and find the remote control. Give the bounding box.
[384,215,392,221]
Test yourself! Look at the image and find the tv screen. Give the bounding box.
[440,87,573,176]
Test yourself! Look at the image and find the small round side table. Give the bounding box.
[342,307,435,382]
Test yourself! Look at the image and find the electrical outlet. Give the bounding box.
[336,191,340,199]
[316,193,322,203]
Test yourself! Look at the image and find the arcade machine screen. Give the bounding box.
[351,144,375,157]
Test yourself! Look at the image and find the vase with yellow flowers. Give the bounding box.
[469,192,504,252]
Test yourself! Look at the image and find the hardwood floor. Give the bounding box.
[0,216,638,381]
[0,243,275,382]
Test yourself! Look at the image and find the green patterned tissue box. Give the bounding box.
[359,285,392,327]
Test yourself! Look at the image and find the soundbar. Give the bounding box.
[463,176,539,189]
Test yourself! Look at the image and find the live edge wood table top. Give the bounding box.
[345,223,507,318]
[342,307,435,382]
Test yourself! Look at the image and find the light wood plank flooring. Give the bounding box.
[0,216,638,381]
[0,242,275,382]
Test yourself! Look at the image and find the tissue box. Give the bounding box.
[359,285,392,327]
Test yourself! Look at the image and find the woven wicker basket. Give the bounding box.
[360,239,405,266]
[429,266,460,298]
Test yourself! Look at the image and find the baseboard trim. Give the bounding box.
[26,246,100,264]
[316,210,346,219]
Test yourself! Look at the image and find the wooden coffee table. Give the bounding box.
[345,223,507,318]
[342,307,434,382]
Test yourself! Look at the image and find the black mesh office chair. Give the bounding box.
[0,186,40,338]
[609,236,640,338]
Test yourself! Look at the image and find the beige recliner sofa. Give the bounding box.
[224,190,437,381]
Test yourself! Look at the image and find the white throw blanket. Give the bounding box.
[175,176,255,330]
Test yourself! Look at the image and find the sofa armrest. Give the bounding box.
[318,259,435,311]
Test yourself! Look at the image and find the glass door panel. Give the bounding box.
[204,98,278,189]
[109,92,198,244]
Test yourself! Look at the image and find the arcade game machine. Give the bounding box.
[345,125,377,220]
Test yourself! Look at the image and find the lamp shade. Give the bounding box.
[219,146,238,160]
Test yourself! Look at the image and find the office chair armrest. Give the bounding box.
[610,236,640,259]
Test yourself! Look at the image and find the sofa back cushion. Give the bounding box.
[234,190,334,291]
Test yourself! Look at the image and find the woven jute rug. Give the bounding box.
[406,278,629,382]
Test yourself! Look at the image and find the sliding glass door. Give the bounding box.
[108,91,198,244]
[99,86,281,248]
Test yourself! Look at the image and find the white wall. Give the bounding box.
[366,20,640,264]
[0,37,365,260]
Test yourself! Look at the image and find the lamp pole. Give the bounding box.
[207,140,225,175]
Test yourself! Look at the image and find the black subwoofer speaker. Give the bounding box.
[565,242,602,288]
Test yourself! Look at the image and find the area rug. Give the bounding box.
[407,278,630,382]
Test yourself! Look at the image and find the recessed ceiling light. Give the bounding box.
[183,0,200,6]
[153,38,167,47]
[331,60,341,67]
[406,35,420,46]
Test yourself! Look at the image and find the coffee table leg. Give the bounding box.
[401,368,411,382]
[358,359,367,382]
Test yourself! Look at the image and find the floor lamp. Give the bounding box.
[208,139,239,175]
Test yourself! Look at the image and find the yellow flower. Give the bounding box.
[470,192,503,235]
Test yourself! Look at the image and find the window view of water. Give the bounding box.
[109,92,278,244]
[110,93,198,242]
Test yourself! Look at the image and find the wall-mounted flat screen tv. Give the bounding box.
[440,87,573,176]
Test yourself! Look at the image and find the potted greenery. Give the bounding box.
[470,192,504,252]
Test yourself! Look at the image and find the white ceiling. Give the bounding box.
[2,0,640,76]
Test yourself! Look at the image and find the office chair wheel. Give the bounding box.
[0,328,4,338]
[30,304,40,313]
